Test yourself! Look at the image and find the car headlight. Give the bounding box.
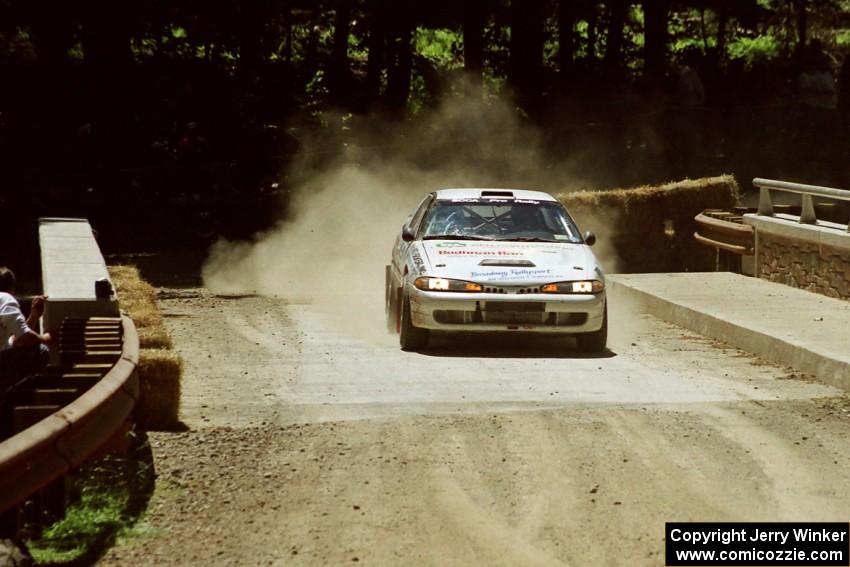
[541,280,605,294]
[414,277,483,292]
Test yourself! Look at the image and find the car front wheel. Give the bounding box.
[399,294,429,351]
[385,266,399,333]
[576,304,607,352]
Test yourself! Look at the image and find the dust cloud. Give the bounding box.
[202,94,624,341]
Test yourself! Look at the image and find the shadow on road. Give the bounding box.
[107,248,205,288]
[419,332,617,359]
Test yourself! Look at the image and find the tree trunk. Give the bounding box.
[558,0,578,75]
[604,0,628,73]
[80,0,133,162]
[587,3,598,60]
[328,0,352,101]
[239,0,265,81]
[716,3,727,59]
[81,0,133,68]
[794,0,807,53]
[509,0,545,106]
[304,7,320,82]
[31,0,74,66]
[644,0,669,78]
[463,0,486,95]
[386,5,414,110]
[365,0,387,102]
[284,1,293,64]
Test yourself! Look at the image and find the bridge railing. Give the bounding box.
[753,178,850,231]
[0,218,139,533]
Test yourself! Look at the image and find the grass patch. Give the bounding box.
[25,434,156,565]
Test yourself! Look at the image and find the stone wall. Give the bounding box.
[759,233,849,299]
[744,214,850,301]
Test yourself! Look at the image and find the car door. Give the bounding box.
[391,194,434,287]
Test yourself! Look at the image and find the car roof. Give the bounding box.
[433,188,559,202]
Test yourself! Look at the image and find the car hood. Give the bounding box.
[416,240,603,285]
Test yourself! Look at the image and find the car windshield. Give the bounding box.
[420,199,584,243]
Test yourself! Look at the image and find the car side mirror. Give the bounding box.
[402,226,416,242]
[583,231,597,246]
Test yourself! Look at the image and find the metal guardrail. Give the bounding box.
[694,210,755,256]
[754,178,850,231]
[0,315,139,513]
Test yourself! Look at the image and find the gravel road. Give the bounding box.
[98,275,850,567]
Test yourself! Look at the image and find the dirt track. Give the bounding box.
[98,275,850,566]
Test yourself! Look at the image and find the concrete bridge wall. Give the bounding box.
[743,214,850,300]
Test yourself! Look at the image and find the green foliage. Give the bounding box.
[574,20,593,60]
[671,36,716,54]
[0,27,36,61]
[483,68,506,100]
[837,29,850,46]
[26,440,155,565]
[728,35,781,65]
[415,28,462,69]
[408,72,428,114]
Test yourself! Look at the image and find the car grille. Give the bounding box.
[481,285,545,294]
[433,310,587,327]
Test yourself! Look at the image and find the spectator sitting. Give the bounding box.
[0,267,51,388]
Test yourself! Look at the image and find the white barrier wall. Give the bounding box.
[39,218,119,333]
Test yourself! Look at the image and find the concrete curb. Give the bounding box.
[608,277,850,394]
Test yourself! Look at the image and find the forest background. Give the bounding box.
[2,0,850,258]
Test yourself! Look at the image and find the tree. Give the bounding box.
[463,0,487,94]
[80,0,133,68]
[558,0,579,75]
[29,0,75,66]
[604,0,628,73]
[365,0,387,102]
[644,0,670,78]
[238,0,267,81]
[328,0,353,101]
[509,0,545,104]
[793,0,808,52]
[385,2,415,110]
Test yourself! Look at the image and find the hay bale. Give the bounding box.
[107,264,182,430]
[108,265,164,329]
[136,348,182,430]
[558,175,740,273]
[138,326,173,350]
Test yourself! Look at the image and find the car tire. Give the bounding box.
[400,294,429,351]
[576,304,607,352]
[385,266,398,333]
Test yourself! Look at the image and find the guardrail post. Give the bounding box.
[757,187,774,216]
[799,194,817,224]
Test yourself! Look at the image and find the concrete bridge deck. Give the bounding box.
[609,272,850,393]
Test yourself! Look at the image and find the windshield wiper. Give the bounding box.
[422,234,495,241]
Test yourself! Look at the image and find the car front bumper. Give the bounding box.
[407,284,606,334]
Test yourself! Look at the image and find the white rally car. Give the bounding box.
[385,188,607,351]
